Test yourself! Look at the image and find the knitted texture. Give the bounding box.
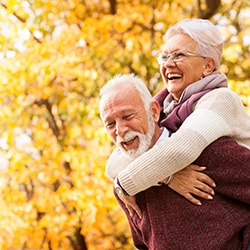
[111,88,250,195]
[157,89,211,133]
[116,137,250,250]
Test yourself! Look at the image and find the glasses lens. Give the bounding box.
[157,54,164,64]
[158,50,203,65]
[158,51,186,64]
[172,51,187,62]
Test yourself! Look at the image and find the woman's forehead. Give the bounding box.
[163,34,198,52]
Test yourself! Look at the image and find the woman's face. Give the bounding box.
[160,34,210,100]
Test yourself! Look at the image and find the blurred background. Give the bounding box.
[0,0,249,249]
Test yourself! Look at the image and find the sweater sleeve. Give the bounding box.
[105,147,133,181]
[116,88,250,195]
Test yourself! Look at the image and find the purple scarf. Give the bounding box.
[154,72,228,133]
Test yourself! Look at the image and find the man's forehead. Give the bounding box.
[102,96,139,116]
[101,90,143,120]
[103,87,141,106]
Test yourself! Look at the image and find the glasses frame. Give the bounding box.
[157,50,206,65]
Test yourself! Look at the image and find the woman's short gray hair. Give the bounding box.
[99,73,152,111]
[164,19,224,70]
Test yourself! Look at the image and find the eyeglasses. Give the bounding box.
[157,50,206,65]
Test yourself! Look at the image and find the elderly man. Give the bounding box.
[99,73,250,250]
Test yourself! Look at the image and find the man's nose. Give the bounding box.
[115,122,128,137]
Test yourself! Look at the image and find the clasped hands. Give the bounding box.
[116,164,216,219]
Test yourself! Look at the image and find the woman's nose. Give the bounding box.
[162,57,176,67]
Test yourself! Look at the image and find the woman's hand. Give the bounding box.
[168,164,216,205]
[117,164,215,219]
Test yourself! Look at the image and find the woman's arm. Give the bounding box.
[105,147,133,180]
[117,88,250,195]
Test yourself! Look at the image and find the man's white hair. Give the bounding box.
[164,19,224,70]
[99,73,153,112]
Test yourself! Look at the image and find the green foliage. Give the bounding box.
[0,0,249,249]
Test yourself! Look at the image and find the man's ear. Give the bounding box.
[203,58,216,76]
[150,100,161,122]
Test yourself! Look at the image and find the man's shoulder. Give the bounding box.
[201,136,250,161]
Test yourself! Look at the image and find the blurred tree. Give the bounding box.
[0,0,249,249]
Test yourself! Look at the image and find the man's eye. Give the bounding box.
[106,122,115,129]
[124,114,134,120]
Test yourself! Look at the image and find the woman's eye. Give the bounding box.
[175,52,185,58]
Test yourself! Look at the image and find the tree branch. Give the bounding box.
[0,3,42,43]
[197,0,221,19]
[109,0,117,14]
[34,99,60,139]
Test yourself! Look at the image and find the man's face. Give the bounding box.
[100,85,155,159]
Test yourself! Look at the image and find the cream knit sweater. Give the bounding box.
[106,88,250,195]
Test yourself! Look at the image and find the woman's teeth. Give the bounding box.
[168,73,182,80]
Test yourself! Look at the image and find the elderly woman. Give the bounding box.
[105,19,250,202]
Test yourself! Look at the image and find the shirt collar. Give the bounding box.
[155,127,169,146]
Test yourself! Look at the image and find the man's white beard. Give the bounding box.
[116,112,155,160]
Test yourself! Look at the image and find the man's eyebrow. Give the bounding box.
[103,117,113,124]
[121,110,135,115]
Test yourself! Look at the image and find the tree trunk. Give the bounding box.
[197,0,221,19]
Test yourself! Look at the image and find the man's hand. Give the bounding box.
[118,195,142,219]
[168,164,216,205]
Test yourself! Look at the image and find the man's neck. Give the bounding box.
[149,126,165,149]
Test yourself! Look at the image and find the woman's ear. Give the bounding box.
[203,58,216,76]
[150,100,161,123]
